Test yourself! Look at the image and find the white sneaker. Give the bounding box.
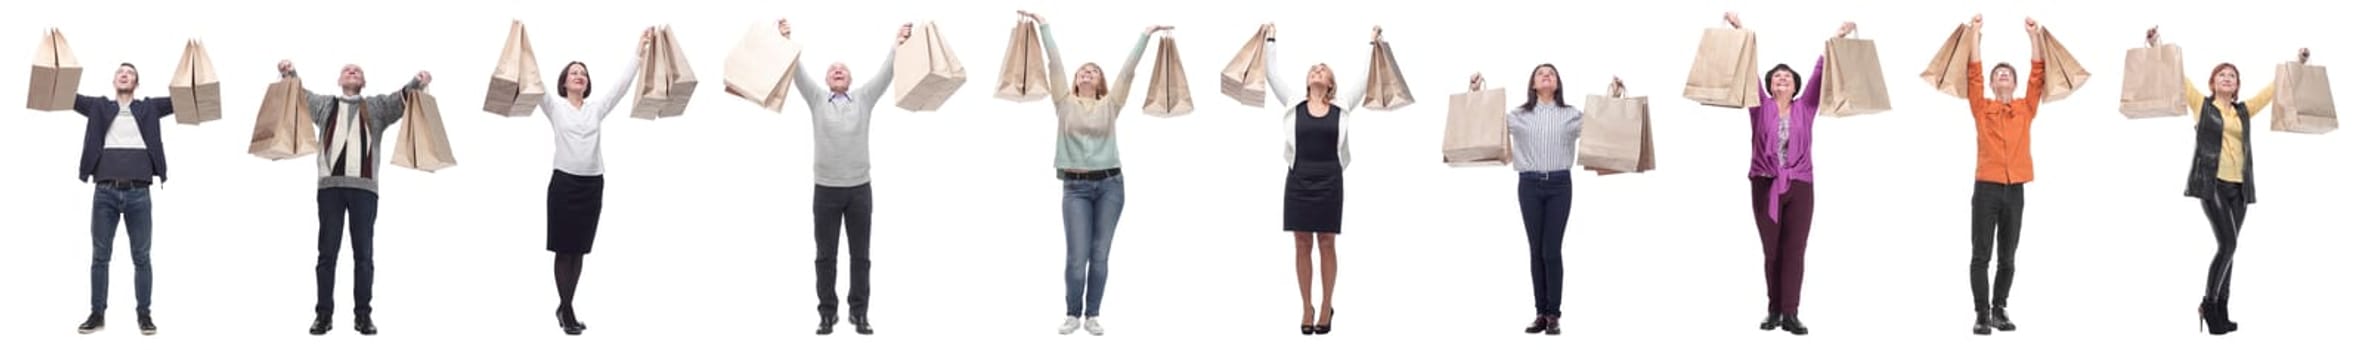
[1058,317,1081,335]
[1083,318,1105,336]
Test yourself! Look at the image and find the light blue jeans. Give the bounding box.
[1061,174,1124,317]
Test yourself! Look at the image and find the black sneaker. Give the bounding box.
[138,313,158,335]
[76,313,104,334]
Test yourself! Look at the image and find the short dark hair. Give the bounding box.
[1763,64,1798,99]
[558,61,589,99]
[119,62,138,83]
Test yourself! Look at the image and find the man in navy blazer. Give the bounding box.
[69,63,173,336]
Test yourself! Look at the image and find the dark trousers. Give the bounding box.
[815,184,873,318]
[315,188,379,316]
[2200,180,2248,302]
[90,185,155,313]
[1750,177,1814,315]
[1517,171,1572,317]
[1970,182,2026,312]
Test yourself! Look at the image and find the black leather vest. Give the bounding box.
[2184,96,2256,204]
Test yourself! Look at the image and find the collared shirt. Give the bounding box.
[1508,103,1582,172]
[1967,60,2048,184]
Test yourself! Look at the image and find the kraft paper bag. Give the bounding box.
[1578,95,1655,173]
[1143,36,1195,117]
[1682,28,1760,108]
[483,21,545,117]
[2035,28,2092,102]
[893,21,967,112]
[2119,44,2188,118]
[1361,40,1414,111]
[1221,24,1272,107]
[1441,87,1508,167]
[1820,36,1891,116]
[1920,24,1974,99]
[393,90,457,172]
[249,77,320,161]
[28,28,81,112]
[993,22,1050,102]
[632,26,699,119]
[2271,62,2337,134]
[169,39,223,125]
[724,22,803,112]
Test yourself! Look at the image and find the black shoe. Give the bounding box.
[1524,315,1549,334]
[558,309,587,336]
[353,315,378,336]
[2200,299,2236,335]
[1973,313,1993,335]
[1312,308,1334,335]
[307,314,332,335]
[1758,313,1781,331]
[2217,299,2239,332]
[816,315,837,335]
[851,315,874,335]
[137,313,157,336]
[1542,316,1562,335]
[1989,307,2017,331]
[1777,314,1809,335]
[76,313,104,334]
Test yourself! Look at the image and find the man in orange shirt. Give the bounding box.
[1963,15,2045,336]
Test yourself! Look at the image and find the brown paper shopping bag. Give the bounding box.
[725,22,803,112]
[1143,36,1194,117]
[1361,40,1414,111]
[2119,44,2188,118]
[1441,87,1508,166]
[2035,28,2091,102]
[993,22,1050,102]
[393,90,457,172]
[2271,62,2337,134]
[1920,24,1975,99]
[27,28,81,112]
[1220,25,1272,107]
[893,21,967,112]
[1683,28,1760,108]
[249,77,320,160]
[1578,95,1654,173]
[483,21,545,117]
[632,26,699,119]
[169,39,222,125]
[1820,36,1891,116]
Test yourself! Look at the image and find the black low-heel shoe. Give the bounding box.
[1777,314,1808,335]
[1524,316,1549,334]
[1758,313,1781,331]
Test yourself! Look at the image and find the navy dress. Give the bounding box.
[1284,102,1345,233]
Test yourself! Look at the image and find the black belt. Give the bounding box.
[1058,168,1121,181]
[96,179,151,189]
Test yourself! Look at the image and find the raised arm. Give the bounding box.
[1796,56,1828,110]
[1966,15,1988,106]
[278,63,335,126]
[1262,24,1302,105]
[856,43,897,108]
[594,53,645,120]
[1037,19,1074,106]
[1330,28,1380,114]
[2021,18,2048,105]
[1102,28,1159,111]
[780,20,826,105]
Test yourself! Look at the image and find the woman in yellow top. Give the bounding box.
[2147,26,2309,336]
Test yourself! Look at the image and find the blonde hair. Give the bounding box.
[1308,64,1336,104]
[1072,63,1109,99]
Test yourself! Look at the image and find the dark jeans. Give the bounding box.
[1517,171,1572,317]
[1970,182,2026,312]
[2200,180,2248,302]
[1749,177,1815,315]
[1061,174,1124,317]
[315,188,379,316]
[91,185,155,313]
[814,184,874,318]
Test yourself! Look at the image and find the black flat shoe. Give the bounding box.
[1312,308,1334,335]
[1778,314,1808,335]
[76,313,104,334]
[1542,316,1562,335]
[307,314,331,335]
[1973,314,1993,335]
[1524,316,1549,334]
[1989,307,2017,331]
[137,313,157,336]
[816,315,837,335]
[353,315,378,336]
[1758,313,1780,331]
[851,315,874,335]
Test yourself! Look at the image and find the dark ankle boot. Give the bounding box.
[1973,311,1993,335]
[1989,306,2017,331]
[1778,314,1808,335]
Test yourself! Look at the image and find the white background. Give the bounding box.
[2,0,2356,349]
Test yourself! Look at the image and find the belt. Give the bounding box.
[1519,170,1572,180]
[96,179,151,189]
[1058,168,1122,181]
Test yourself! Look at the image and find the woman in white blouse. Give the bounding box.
[1266,24,1382,336]
[535,27,652,336]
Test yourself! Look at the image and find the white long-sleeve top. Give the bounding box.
[1269,39,1368,170]
[540,54,643,176]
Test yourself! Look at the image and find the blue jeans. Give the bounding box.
[1061,174,1125,317]
[91,186,155,313]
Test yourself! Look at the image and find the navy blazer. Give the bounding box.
[72,95,173,182]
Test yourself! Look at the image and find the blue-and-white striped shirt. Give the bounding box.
[1508,103,1583,172]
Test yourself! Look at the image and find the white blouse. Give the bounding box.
[540,55,642,176]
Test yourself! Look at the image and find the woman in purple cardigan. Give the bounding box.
[1725,12,1850,336]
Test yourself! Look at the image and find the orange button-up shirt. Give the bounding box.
[1967,60,2045,184]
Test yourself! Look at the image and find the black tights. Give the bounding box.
[556,253,585,315]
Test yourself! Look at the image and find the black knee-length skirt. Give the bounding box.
[547,170,605,254]
[1283,163,1344,233]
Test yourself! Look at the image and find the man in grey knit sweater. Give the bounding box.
[780,19,908,336]
[275,60,430,336]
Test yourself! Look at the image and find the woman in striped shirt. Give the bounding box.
[1472,66,1622,335]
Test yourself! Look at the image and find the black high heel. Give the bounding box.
[1312,308,1335,335]
[1300,306,1316,335]
[558,309,587,335]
